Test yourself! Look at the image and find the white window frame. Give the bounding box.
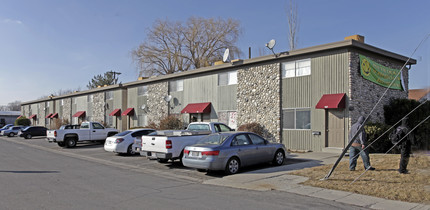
[282,108,311,130]
[282,59,311,78]
[138,86,148,96]
[170,80,183,92]
[218,70,237,86]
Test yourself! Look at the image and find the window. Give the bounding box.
[106,91,113,100]
[231,134,251,146]
[282,59,311,78]
[92,123,104,129]
[283,108,311,130]
[61,99,64,106]
[138,86,148,96]
[248,134,266,145]
[106,116,113,127]
[138,115,147,127]
[218,71,237,86]
[169,80,183,92]
[214,123,232,132]
[87,95,93,103]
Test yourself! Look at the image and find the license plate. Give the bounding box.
[191,151,199,157]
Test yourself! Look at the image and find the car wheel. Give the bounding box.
[8,133,14,137]
[157,158,168,163]
[272,150,285,166]
[127,144,135,155]
[225,157,240,175]
[196,169,207,172]
[65,138,77,148]
[57,142,66,147]
[25,134,32,139]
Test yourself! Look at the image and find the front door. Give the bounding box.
[326,109,345,148]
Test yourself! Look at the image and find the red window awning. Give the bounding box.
[109,109,121,116]
[181,102,211,114]
[45,113,53,118]
[122,108,135,116]
[29,114,37,119]
[16,115,23,119]
[315,93,346,109]
[50,113,58,118]
[72,111,86,118]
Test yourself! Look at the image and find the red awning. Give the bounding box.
[29,114,37,119]
[122,108,135,116]
[181,102,211,114]
[315,93,346,109]
[50,113,58,118]
[16,115,23,119]
[45,113,53,118]
[72,111,86,118]
[109,109,121,116]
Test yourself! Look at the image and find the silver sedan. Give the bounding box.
[182,132,286,175]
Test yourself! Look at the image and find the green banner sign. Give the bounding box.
[359,54,403,90]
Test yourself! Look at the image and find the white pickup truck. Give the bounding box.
[46,121,118,148]
[141,122,233,163]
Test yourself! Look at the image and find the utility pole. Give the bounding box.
[109,71,122,84]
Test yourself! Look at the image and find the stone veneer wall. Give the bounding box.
[92,92,105,123]
[237,63,281,143]
[39,102,46,126]
[62,98,72,123]
[147,82,168,125]
[22,105,29,118]
[349,52,408,124]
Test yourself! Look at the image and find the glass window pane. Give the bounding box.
[228,71,237,84]
[177,80,183,91]
[284,69,295,78]
[248,134,265,145]
[282,62,295,78]
[218,73,228,86]
[283,110,295,129]
[296,109,311,129]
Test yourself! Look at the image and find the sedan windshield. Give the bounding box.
[115,131,132,137]
[197,134,229,145]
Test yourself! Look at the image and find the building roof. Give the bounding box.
[409,88,430,101]
[21,39,417,105]
[0,111,21,116]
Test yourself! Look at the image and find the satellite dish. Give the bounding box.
[164,95,172,102]
[266,39,276,50]
[141,104,146,110]
[222,48,230,63]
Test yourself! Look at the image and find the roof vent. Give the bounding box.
[345,35,364,43]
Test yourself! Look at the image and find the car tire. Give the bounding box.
[196,169,207,172]
[225,157,240,175]
[25,134,32,139]
[272,150,285,166]
[57,142,66,147]
[8,133,15,137]
[127,144,135,155]
[157,158,168,163]
[65,138,77,148]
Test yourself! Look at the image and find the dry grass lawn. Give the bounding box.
[290,153,430,204]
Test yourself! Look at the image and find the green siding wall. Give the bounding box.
[282,50,350,151]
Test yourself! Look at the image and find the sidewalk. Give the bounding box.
[203,152,430,210]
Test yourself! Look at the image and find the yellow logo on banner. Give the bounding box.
[361,58,371,76]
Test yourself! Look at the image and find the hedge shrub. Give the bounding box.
[237,122,264,136]
[15,117,31,126]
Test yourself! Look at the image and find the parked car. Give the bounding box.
[1,126,24,137]
[46,121,118,148]
[104,128,155,155]
[182,132,286,175]
[18,126,48,139]
[141,122,233,163]
[0,124,14,132]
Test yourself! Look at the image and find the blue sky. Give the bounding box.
[0,0,429,105]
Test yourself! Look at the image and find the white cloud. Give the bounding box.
[2,18,23,24]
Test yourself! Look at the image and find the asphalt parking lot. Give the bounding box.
[0,135,306,183]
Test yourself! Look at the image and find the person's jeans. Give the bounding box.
[349,146,371,170]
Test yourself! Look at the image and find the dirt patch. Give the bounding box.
[290,154,430,204]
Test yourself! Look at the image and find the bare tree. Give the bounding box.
[6,101,21,111]
[286,0,299,50]
[132,17,241,76]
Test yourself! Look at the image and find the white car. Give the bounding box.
[104,128,155,155]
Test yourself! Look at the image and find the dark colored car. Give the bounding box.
[19,126,48,139]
